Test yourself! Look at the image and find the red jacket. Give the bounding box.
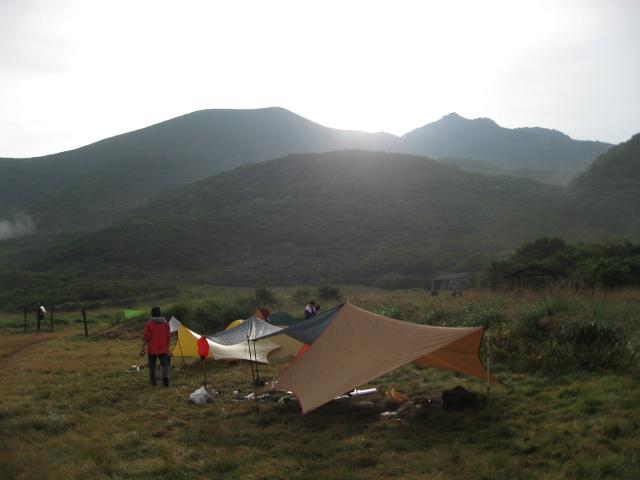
[143,319,171,355]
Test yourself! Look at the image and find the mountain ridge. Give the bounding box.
[0,107,615,237]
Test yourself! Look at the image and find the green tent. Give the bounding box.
[269,310,298,326]
[121,309,145,320]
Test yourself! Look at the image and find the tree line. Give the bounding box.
[483,237,640,288]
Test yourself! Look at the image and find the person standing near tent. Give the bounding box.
[256,307,271,322]
[140,306,171,387]
[304,301,320,319]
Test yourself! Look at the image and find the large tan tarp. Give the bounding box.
[266,302,495,414]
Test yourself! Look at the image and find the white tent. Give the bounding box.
[170,318,280,363]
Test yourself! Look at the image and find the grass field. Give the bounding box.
[1,287,639,479]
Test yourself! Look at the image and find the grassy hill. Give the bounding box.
[569,133,640,237]
[0,108,610,236]
[25,150,571,287]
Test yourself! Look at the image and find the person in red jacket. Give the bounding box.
[140,306,171,387]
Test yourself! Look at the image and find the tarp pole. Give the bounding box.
[247,335,256,386]
[203,357,207,389]
[176,334,186,368]
[486,326,491,421]
[251,339,260,413]
[253,340,260,383]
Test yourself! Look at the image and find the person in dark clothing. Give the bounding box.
[36,305,45,329]
[140,306,171,387]
[304,301,320,319]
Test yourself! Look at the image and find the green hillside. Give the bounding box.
[400,113,611,170]
[442,157,579,185]
[0,108,396,233]
[569,133,640,237]
[27,151,570,287]
[0,108,610,237]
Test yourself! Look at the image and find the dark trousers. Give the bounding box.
[148,354,170,386]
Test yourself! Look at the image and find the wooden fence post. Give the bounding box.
[24,308,27,332]
[82,308,88,337]
[50,306,54,332]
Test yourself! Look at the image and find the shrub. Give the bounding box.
[462,307,505,328]
[316,285,342,301]
[253,287,279,307]
[374,303,420,321]
[516,315,637,372]
[518,298,572,341]
[565,319,636,369]
[165,302,191,324]
[291,288,311,306]
[420,309,448,325]
[165,299,248,334]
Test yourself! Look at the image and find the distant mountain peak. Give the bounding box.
[436,112,497,127]
[442,112,464,121]
[401,112,612,170]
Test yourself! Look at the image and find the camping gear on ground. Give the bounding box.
[189,386,213,404]
[380,402,415,425]
[385,386,410,404]
[208,315,284,412]
[442,385,481,409]
[260,302,496,414]
[125,364,144,373]
[334,388,378,400]
[126,350,146,373]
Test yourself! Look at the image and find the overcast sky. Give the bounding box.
[1,0,639,158]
